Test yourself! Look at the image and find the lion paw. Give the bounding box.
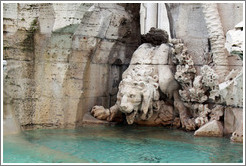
[91,106,110,120]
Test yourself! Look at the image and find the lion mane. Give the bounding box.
[116,65,160,124]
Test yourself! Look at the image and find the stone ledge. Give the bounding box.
[82,112,117,125]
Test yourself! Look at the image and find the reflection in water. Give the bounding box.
[3,125,243,163]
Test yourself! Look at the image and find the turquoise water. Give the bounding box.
[3,125,243,163]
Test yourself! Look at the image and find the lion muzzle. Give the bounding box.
[119,95,134,114]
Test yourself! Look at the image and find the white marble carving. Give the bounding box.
[92,40,195,130]
[202,3,229,82]
[219,69,243,107]
[92,43,175,124]
[225,21,243,59]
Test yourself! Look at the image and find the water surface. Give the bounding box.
[3,125,243,163]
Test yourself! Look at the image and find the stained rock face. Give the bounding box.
[3,3,244,144]
[3,3,140,129]
[224,107,243,136]
[194,120,223,137]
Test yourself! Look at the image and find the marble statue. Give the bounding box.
[91,3,243,142]
[225,21,243,60]
[91,23,243,141]
[91,28,196,130]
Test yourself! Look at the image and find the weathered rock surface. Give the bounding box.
[224,107,243,134]
[169,3,243,67]
[194,104,224,128]
[219,69,243,107]
[3,3,140,129]
[230,124,243,143]
[223,107,243,143]
[82,112,115,125]
[3,3,243,137]
[194,120,223,137]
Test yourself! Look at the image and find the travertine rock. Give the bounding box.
[226,105,243,143]
[177,64,220,103]
[174,42,196,85]
[188,76,208,103]
[168,3,243,66]
[219,69,243,107]
[172,40,198,103]
[82,112,114,125]
[200,65,220,101]
[195,104,210,128]
[3,3,140,129]
[172,117,181,128]
[173,41,221,104]
[209,105,224,121]
[157,101,174,123]
[194,120,223,137]
[3,3,244,139]
[224,107,243,136]
[194,104,224,128]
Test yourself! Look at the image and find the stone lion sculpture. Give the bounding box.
[91,29,196,130]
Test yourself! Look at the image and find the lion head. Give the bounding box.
[116,67,160,124]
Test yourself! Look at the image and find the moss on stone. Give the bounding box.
[21,18,39,52]
[53,24,80,34]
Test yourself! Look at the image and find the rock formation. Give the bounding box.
[171,14,243,142]
[3,3,141,129]
[3,3,243,143]
[194,120,223,137]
